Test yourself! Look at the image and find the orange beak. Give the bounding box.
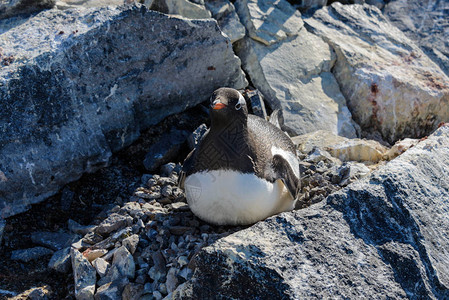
[212,102,226,110]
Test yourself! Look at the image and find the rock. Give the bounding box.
[187,124,208,150]
[384,0,449,77]
[71,247,96,300]
[83,248,108,262]
[234,0,303,46]
[0,4,246,218]
[122,283,144,300]
[166,267,179,293]
[293,130,387,163]
[31,231,75,251]
[0,0,55,19]
[149,0,211,19]
[11,246,54,262]
[143,129,189,172]
[55,0,125,10]
[95,213,133,235]
[95,278,129,300]
[112,246,135,279]
[160,163,176,177]
[122,234,139,254]
[93,257,110,278]
[48,247,71,273]
[68,219,96,235]
[27,286,51,300]
[153,291,163,300]
[235,27,358,138]
[336,162,370,186]
[244,89,267,120]
[385,138,419,160]
[205,0,245,43]
[98,266,121,287]
[179,125,449,298]
[305,3,449,144]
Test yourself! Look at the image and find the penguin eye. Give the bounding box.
[235,103,242,110]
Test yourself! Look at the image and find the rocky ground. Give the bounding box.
[0,98,385,299]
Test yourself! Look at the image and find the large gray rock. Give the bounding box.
[235,28,359,137]
[149,0,211,19]
[234,0,303,46]
[205,0,245,43]
[178,124,449,298]
[305,3,449,144]
[0,4,247,217]
[384,0,449,77]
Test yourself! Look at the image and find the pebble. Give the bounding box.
[153,290,163,300]
[83,248,108,262]
[48,247,71,273]
[92,257,110,277]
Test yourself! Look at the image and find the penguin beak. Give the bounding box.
[212,101,226,110]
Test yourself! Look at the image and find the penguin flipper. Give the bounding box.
[178,148,196,189]
[272,154,301,200]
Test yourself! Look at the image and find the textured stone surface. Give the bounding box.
[95,213,133,235]
[112,246,135,279]
[11,246,54,262]
[48,247,72,273]
[31,231,74,251]
[384,0,449,77]
[0,0,55,19]
[235,29,358,137]
[0,4,247,218]
[205,0,245,43]
[71,247,96,300]
[293,130,388,163]
[234,0,303,45]
[305,3,449,144]
[179,125,449,298]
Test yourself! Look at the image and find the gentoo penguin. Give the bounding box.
[179,88,301,225]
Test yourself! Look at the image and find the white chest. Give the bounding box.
[184,170,295,225]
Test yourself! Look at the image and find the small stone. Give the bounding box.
[153,290,163,300]
[122,283,144,300]
[97,265,121,287]
[178,267,193,281]
[122,234,139,255]
[120,202,143,218]
[48,247,71,273]
[93,257,110,278]
[95,278,129,300]
[160,163,176,177]
[112,246,135,279]
[83,248,108,262]
[165,268,179,293]
[177,255,188,266]
[161,185,173,198]
[11,247,54,262]
[71,248,96,300]
[31,231,75,251]
[68,219,96,235]
[144,282,152,293]
[170,202,189,211]
[141,174,153,185]
[96,213,133,235]
[27,286,50,300]
[158,283,168,295]
[111,227,133,241]
[169,226,193,236]
[146,178,158,188]
[83,232,104,245]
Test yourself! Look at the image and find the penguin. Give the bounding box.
[179,87,301,226]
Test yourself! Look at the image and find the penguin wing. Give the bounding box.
[178,148,196,189]
[272,154,301,200]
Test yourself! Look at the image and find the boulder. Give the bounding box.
[234,0,303,46]
[235,31,358,137]
[0,4,247,218]
[0,0,55,19]
[204,0,245,43]
[178,124,449,298]
[384,0,449,77]
[304,3,449,144]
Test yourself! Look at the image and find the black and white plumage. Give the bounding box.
[179,87,301,225]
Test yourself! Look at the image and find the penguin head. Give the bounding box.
[209,88,248,124]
